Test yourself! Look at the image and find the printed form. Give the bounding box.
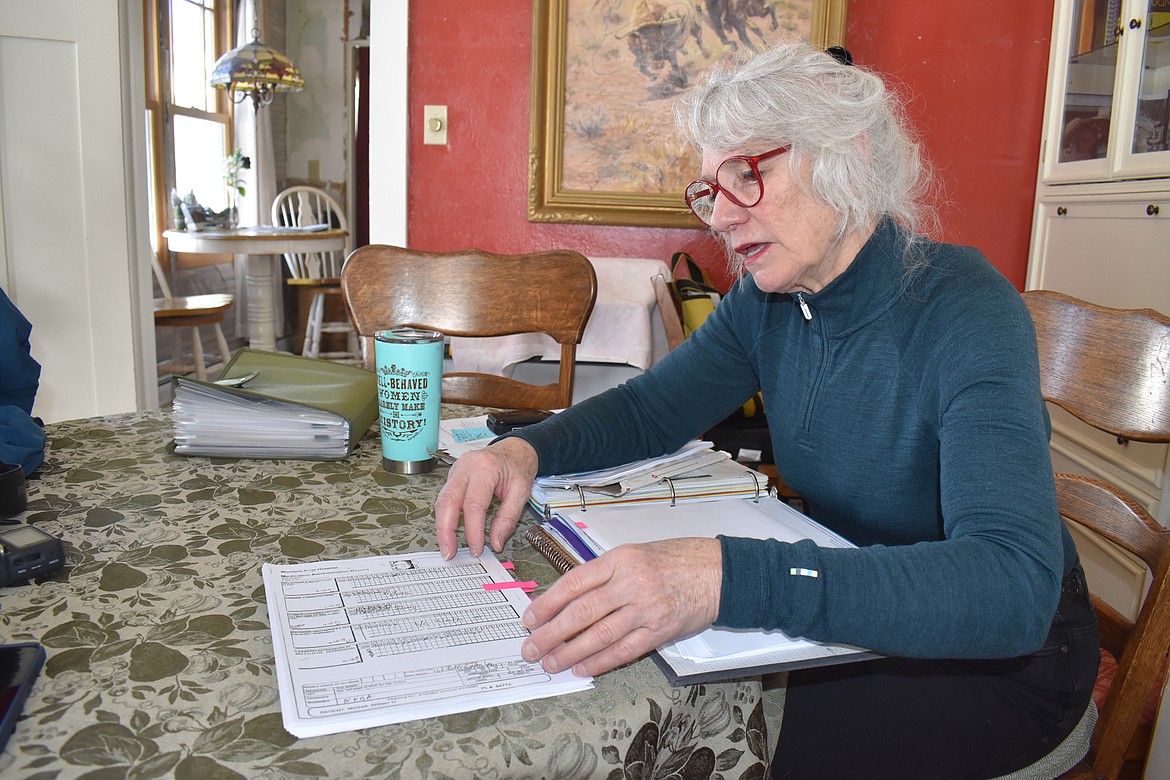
[262,549,593,737]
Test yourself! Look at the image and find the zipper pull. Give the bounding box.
[795,292,812,321]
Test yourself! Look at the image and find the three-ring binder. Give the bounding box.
[530,461,768,515]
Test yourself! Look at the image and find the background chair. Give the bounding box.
[651,272,685,352]
[271,185,359,362]
[151,254,233,381]
[341,245,597,409]
[1005,290,1170,780]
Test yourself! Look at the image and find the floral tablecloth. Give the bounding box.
[0,409,783,779]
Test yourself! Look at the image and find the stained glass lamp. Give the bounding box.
[210,35,304,111]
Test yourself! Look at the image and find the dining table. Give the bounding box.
[163,227,349,352]
[0,406,786,779]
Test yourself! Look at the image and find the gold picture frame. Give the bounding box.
[529,0,848,228]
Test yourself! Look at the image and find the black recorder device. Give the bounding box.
[0,524,64,587]
[486,409,554,435]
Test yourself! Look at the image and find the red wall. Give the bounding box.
[846,1,1057,287]
[407,0,1055,292]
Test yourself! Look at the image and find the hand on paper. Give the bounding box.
[520,538,723,677]
[434,436,539,559]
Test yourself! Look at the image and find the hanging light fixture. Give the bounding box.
[210,10,303,111]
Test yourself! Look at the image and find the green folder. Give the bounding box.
[171,349,378,459]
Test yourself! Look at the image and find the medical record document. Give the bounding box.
[262,549,593,737]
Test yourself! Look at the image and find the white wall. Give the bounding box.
[0,0,153,423]
[284,0,348,188]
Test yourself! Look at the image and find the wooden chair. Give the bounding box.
[151,254,233,381]
[651,272,685,352]
[271,186,359,362]
[340,245,597,409]
[1003,290,1170,780]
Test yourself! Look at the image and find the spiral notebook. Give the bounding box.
[525,494,877,684]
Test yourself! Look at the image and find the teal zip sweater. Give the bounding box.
[513,219,1077,660]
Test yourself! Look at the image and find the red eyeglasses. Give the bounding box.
[684,145,790,225]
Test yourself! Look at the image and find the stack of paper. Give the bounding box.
[531,457,770,512]
[530,443,767,512]
[172,349,378,460]
[263,549,593,737]
[434,416,767,511]
[534,440,721,494]
[436,415,498,460]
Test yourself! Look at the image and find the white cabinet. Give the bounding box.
[1041,0,1170,183]
[1028,0,1170,533]
[1028,194,1170,316]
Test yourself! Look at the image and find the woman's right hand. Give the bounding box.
[434,436,539,560]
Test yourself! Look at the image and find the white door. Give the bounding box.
[0,0,153,423]
[368,0,408,247]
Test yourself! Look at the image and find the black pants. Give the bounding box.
[772,564,1100,780]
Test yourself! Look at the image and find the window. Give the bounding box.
[143,0,232,255]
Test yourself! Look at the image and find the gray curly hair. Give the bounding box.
[675,41,938,258]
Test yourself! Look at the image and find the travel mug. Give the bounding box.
[374,327,444,473]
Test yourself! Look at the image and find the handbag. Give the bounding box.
[668,253,764,419]
[669,252,722,339]
[667,253,771,464]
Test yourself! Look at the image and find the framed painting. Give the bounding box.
[529,0,849,228]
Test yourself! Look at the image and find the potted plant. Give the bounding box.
[223,149,251,228]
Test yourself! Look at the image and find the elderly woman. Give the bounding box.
[435,41,1098,778]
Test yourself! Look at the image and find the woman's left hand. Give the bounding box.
[520,537,723,677]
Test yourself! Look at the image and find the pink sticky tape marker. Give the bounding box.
[501,561,515,570]
[483,580,537,591]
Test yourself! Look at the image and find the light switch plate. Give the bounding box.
[423,105,448,145]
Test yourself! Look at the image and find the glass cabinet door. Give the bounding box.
[1043,0,1122,182]
[1113,0,1170,176]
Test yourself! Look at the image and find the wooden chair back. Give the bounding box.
[341,245,597,409]
[652,272,685,352]
[1023,289,1170,779]
[150,251,234,381]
